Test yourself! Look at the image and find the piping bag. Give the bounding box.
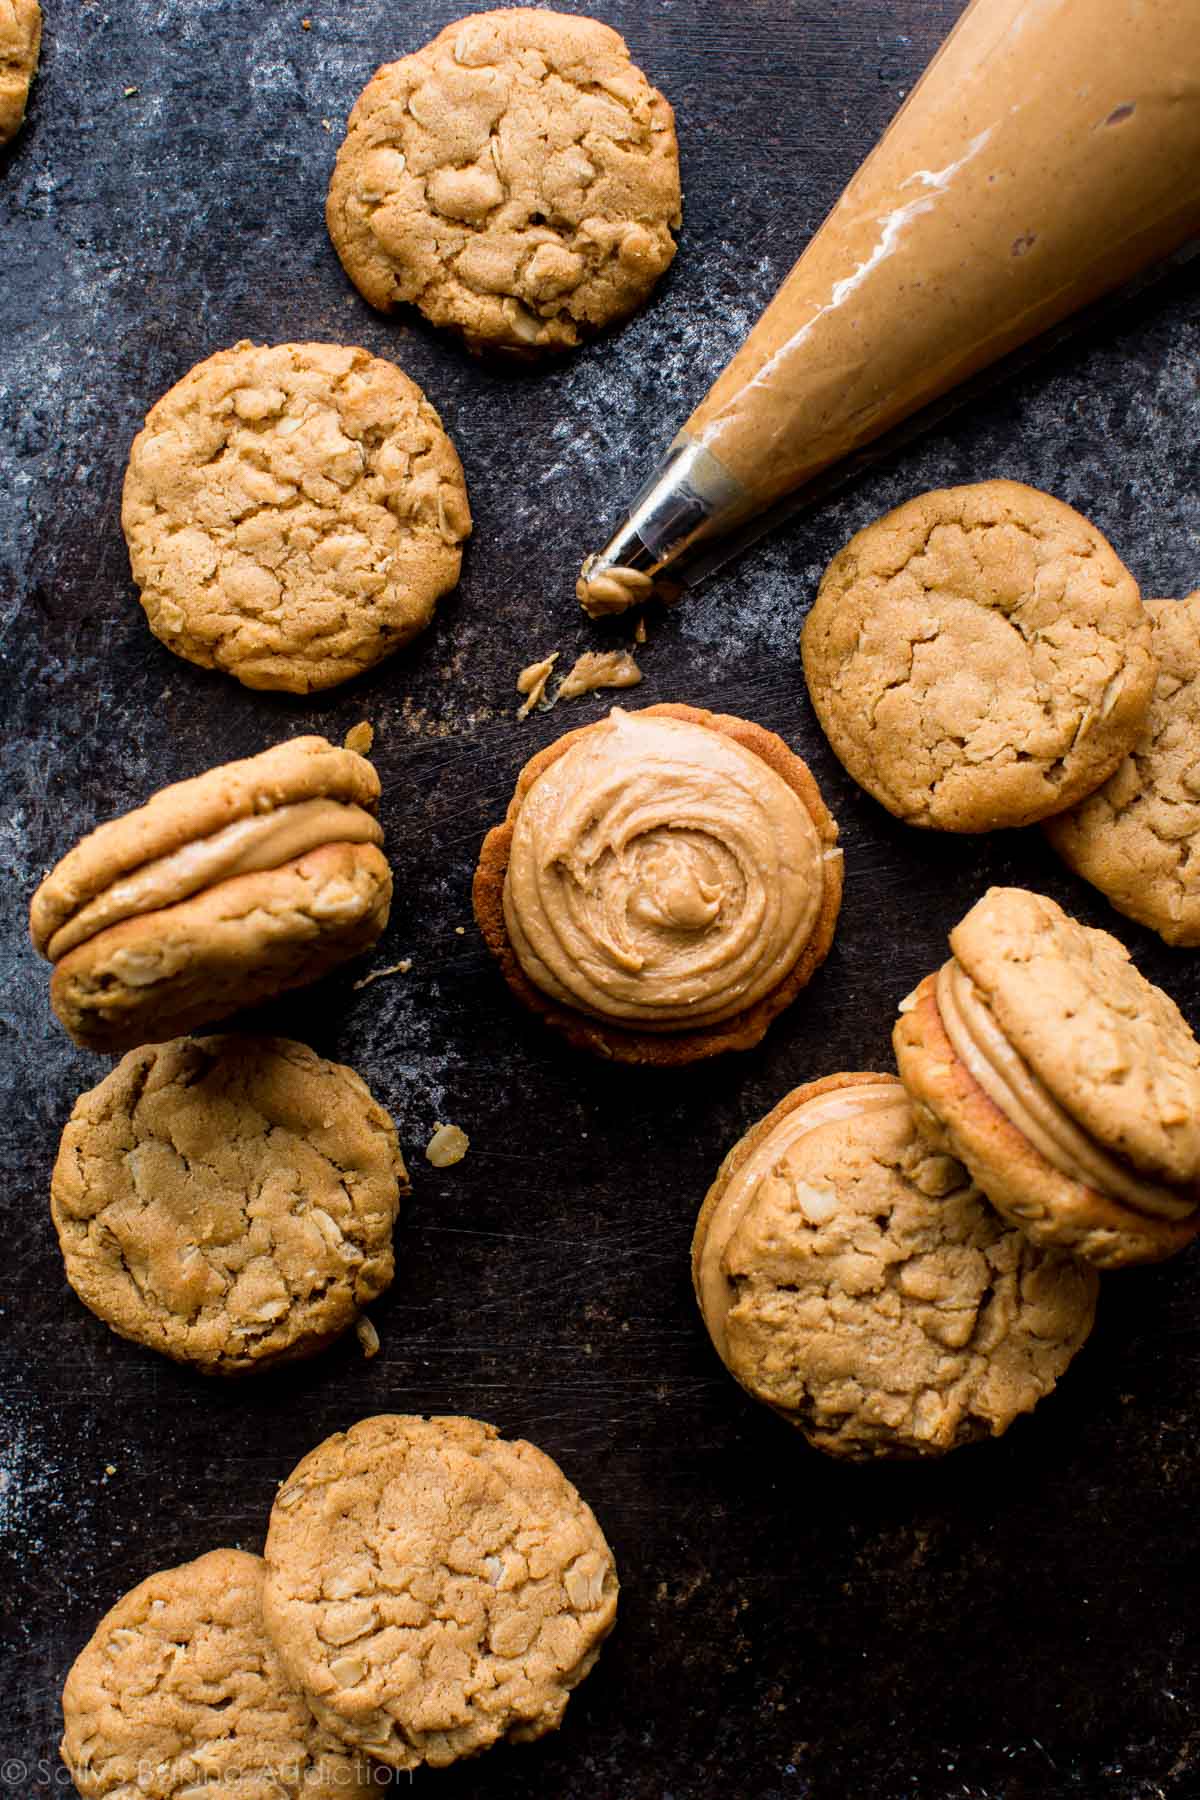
[577,0,1200,617]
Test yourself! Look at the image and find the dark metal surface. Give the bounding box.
[3,3,1200,1796]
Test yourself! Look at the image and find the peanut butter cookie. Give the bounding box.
[1045,593,1200,944]
[122,341,471,692]
[263,1414,618,1770]
[473,703,843,1064]
[801,481,1156,831]
[692,1073,1097,1459]
[326,9,681,354]
[30,735,392,1052]
[61,1549,374,1800]
[894,887,1200,1267]
[51,1036,406,1375]
[0,0,40,144]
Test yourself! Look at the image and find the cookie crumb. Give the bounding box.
[516,652,559,720]
[455,926,465,936]
[352,958,411,991]
[321,117,332,132]
[634,617,648,645]
[556,649,642,702]
[343,720,374,756]
[104,1464,116,1476]
[355,1316,380,1359]
[301,16,312,27]
[426,1122,469,1167]
[123,85,138,97]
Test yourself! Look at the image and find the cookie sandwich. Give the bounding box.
[123,340,471,692]
[263,1414,618,1769]
[801,481,1156,831]
[51,1036,406,1375]
[473,703,843,1063]
[31,735,392,1052]
[692,1072,1097,1459]
[894,887,1200,1267]
[326,8,681,354]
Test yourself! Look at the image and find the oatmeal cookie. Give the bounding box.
[51,1036,406,1375]
[692,1072,1098,1458]
[122,341,471,692]
[326,9,681,353]
[263,1414,618,1768]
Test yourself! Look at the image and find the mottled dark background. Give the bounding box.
[3,2,1200,1796]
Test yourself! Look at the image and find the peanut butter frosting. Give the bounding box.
[934,959,1195,1222]
[502,708,831,1029]
[46,800,383,961]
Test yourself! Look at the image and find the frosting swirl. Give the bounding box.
[503,709,830,1029]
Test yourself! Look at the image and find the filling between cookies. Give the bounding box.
[697,1080,906,1362]
[46,799,383,961]
[935,958,1195,1221]
[502,708,836,1030]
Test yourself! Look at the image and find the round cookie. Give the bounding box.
[263,1414,618,1770]
[1044,593,1200,944]
[692,1072,1098,1459]
[801,480,1156,832]
[60,1549,375,1800]
[472,703,843,1064]
[122,340,471,692]
[0,0,41,144]
[30,735,392,1053]
[326,9,681,355]
[894,886,1200,1267]
[51,1035,406,1375]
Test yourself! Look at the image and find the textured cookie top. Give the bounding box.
[951,887,1200,1182]
[326,8,681,353]
[502,706,835,1029]
[0,0,40,144]
[1045,594,1200,944]
[122,341,471,692]
[263,1414,618,1769]
[51,1036,405,1374]
[60,1549,372,1800]
[697,1075,1097,1458]
[31,735,379,958]
[801,481,1155,831]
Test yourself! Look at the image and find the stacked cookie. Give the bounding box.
[692,886,1200,1459]
[61,1415,618,1787]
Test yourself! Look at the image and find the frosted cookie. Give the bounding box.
[894,887,1200,1267]
[692,1073,1097,1459]
[472,703,843,1063]
[1044,593,1200,944]
[60,1549,373,1800]
[122,341,471,692]
[51,1036,406,1375]
[801,481,1156,831]
[326,9,681,354]
[0,0,41,144]
[30,735,392,1052]
[263,1414,618,1769]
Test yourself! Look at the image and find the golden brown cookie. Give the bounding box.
[60,1549,375,1800]
[692,1072,1097,1459]
[0,0,40,144]
[262,1414,618,1770]
[801,481,1156,831]
[472,703,843,1064]
[326,9,681,354]
[30,735,392,1052]
[51,1036,406,1375]
[122,341,471,692]
[894,887,1200,1267]
[1045,593,1200,944]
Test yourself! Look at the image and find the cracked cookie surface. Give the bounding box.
[122,341,471,692]
[326,9,681,354]
[801,481,1155,831]
[263,1414,618,1769]
[61,1549,374,1800]
[0,0,40,144]
[692,1073,1097,1458]
[51,1036,406,1375]
[1045,594,1200,944]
